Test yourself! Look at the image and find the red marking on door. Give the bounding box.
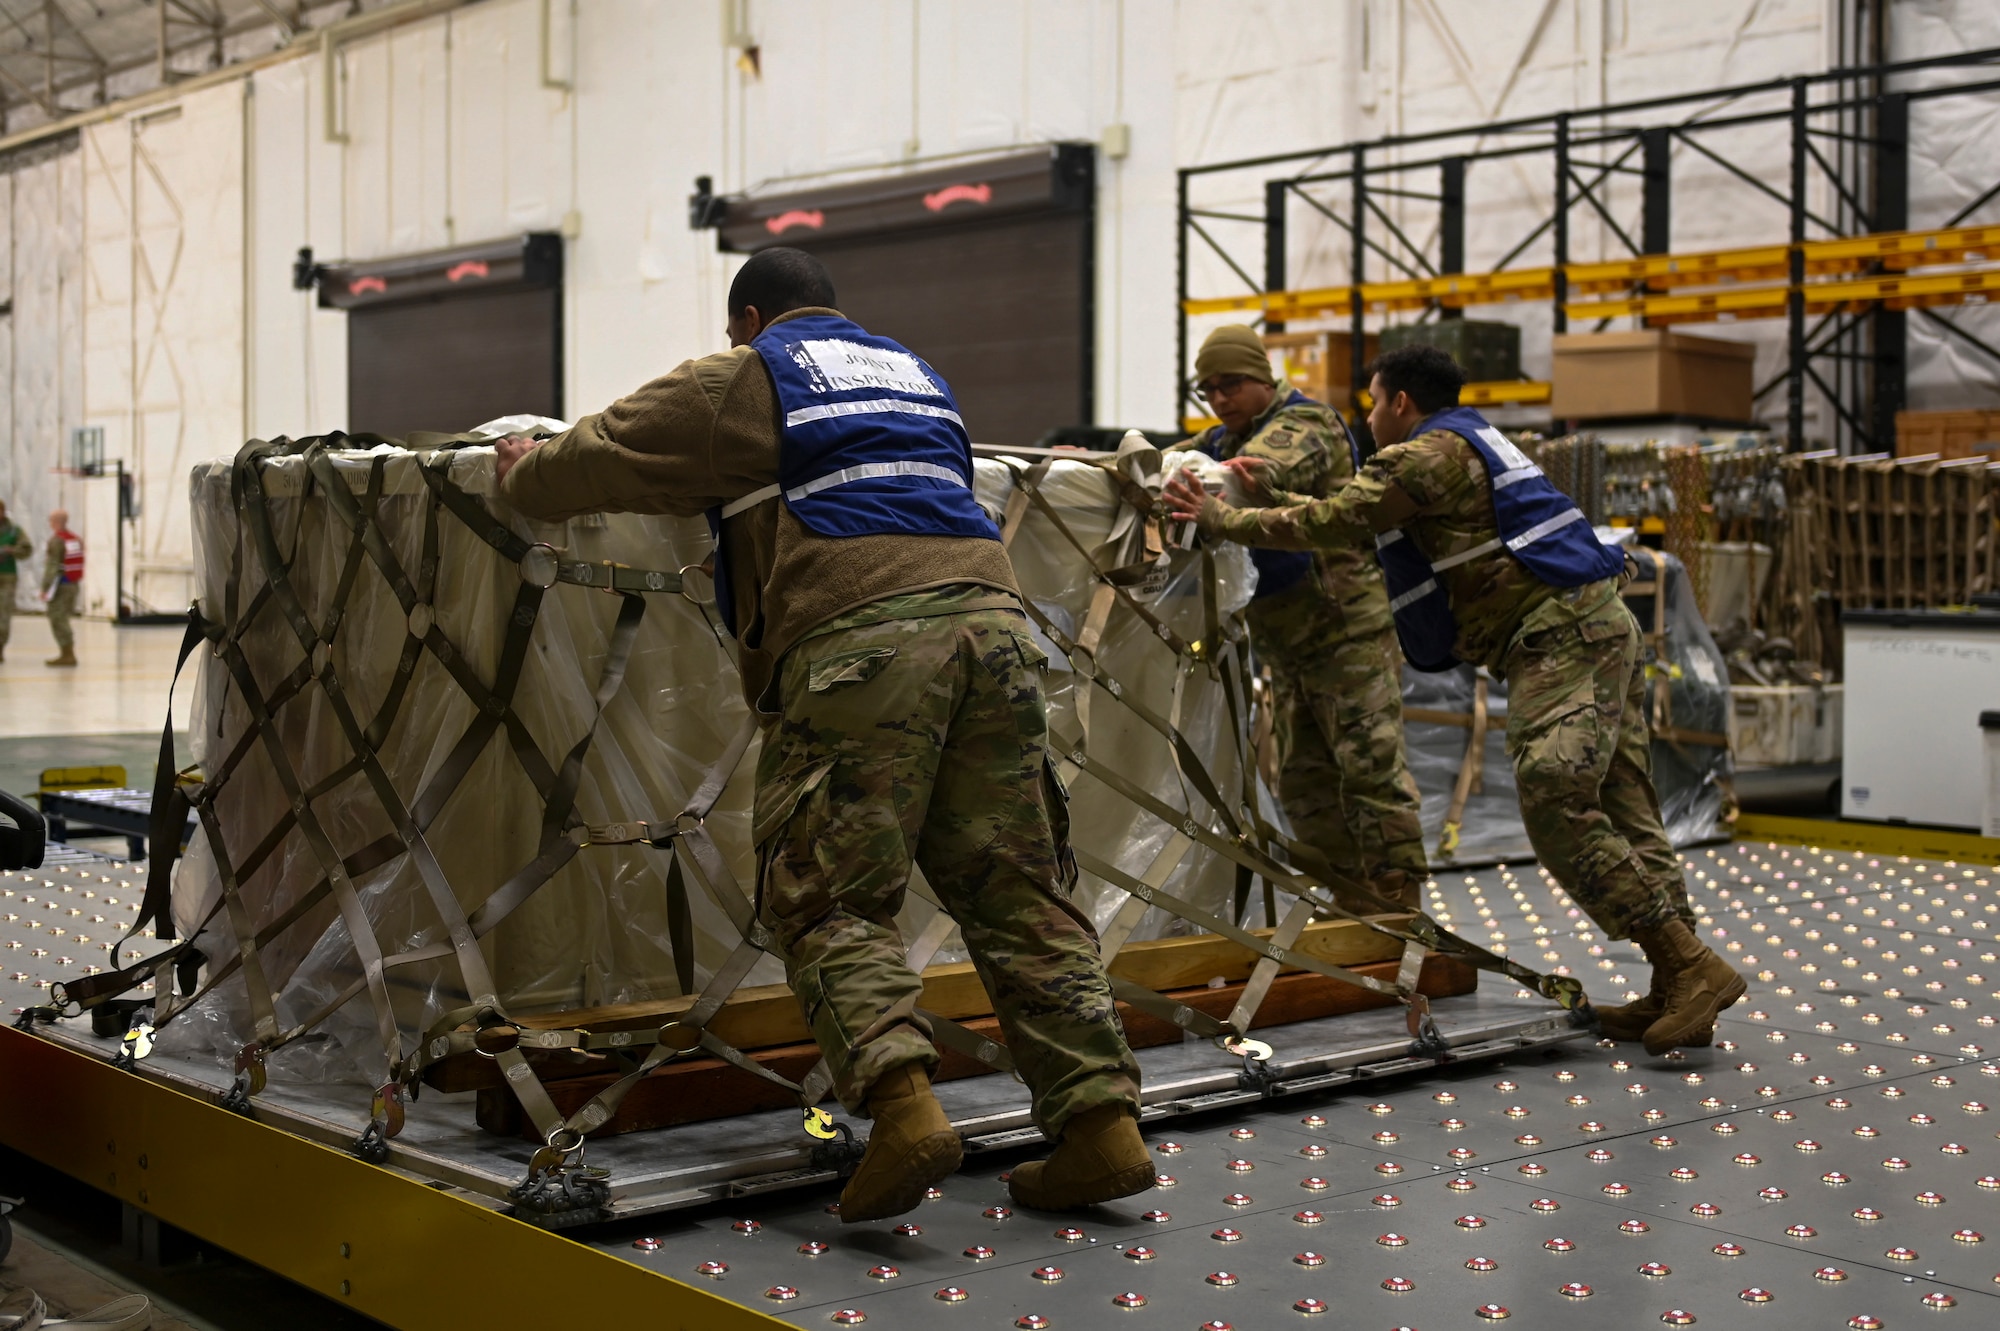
[923,182,992,212]
[765,209,825,234]
[445,260,491,282]
[348,275,387,295]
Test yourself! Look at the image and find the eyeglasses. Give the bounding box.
[1197,374,1254,400]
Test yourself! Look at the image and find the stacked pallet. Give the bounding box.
[1768,451,2000,664]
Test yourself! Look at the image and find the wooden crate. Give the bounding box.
[1894,408,2000,460]
[1264,330,1379,407]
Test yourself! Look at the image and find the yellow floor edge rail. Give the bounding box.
[0,1026,786,1331]
[1734,812,2000,866]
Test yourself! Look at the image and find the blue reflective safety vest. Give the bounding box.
[1375,405,1626,672]
[1195,390,1362,603]
[704,314,1002,635]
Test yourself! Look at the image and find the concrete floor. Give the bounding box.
[0,613,190,826]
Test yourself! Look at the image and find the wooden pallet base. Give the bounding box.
[474,953,1478,1141]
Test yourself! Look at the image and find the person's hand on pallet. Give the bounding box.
[494,434,543,484]
[1163,455,1274,525]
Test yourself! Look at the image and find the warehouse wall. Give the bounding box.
[1896,2,2000,411]
[1179,0,1840,427]
[1,0,1996,617]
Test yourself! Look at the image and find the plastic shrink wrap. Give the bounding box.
[163,439,1262,1087]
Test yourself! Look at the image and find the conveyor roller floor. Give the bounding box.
[3,841,1996,1329]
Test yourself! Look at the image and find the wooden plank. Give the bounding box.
[425,915,1416,1093]
[474,954,1481,1141]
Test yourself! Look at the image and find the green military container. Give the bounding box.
[1379,319,1522,384]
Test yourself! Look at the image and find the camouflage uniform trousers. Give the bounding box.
[1501,586,1694,941]
[45,580,77,653]
[0,573,14,653]
[756,602,1143,1138]
[1259,620,1427,910]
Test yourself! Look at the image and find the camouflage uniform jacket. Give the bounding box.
[1206,426,1618,673]
[1179,393,1390,658]
[500,306,1020,710]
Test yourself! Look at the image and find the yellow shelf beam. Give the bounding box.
[1565,245,1791,294]
[1181,379,1550,432]
[1186,223,2000,329]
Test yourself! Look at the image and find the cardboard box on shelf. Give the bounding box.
[1262,330,1378,407]
[1893,408,2000,460]
[1551,329,1756,422]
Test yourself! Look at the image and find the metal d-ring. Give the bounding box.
[677,563,717,607]
[518,543,560,589]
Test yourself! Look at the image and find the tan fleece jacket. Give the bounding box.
[499,308,1021,707]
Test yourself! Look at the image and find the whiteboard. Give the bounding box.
[1842,618,2000,830]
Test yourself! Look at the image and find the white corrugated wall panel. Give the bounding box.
[79,86,244,616]
[7,144,85,609]
[570,0,729,418]
[1895,3,2000,412]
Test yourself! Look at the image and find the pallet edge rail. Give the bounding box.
[0,1023,789,1331]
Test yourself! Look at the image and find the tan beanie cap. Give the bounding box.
[1194,324,1276,385]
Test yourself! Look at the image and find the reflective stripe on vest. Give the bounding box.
[1378,406,1622,672]
[705,316,1000,637]
[754,314,999,544]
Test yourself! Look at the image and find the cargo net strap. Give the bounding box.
[40,433,737,1166]
[42,434,1588,1198]
[992,456,1593,1036]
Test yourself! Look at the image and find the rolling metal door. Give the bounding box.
[804,211,1089,448]
[347,285,560,437]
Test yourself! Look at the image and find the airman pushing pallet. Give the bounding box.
[498,248,1148,1219]
[1167,344,1743,1052]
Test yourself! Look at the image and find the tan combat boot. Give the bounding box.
[1596,921,1718,1045]
[1007,1104,1154,1211]
[838,1063,962,1224]
[1593,971,1667,1042]
[1373,869,1422,912]
[45,649,76,667]
[1635,916,1747,1055]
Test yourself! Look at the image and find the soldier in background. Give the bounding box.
[0,501,30,663]
[1166,345,1742,1053]
[1179,326,1426,911]
[42,509,82,668]
[498,247,1147,1219]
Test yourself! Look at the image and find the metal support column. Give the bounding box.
[1439,156,1466,319]
[1175,169,1190,418]
[1641,127,1672,255]
[1350,145,1372,445]
[1788,78,1809,450]
[1264,179,1289,334]
[1871,92,1910,454]
[1552,114,1570,335]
